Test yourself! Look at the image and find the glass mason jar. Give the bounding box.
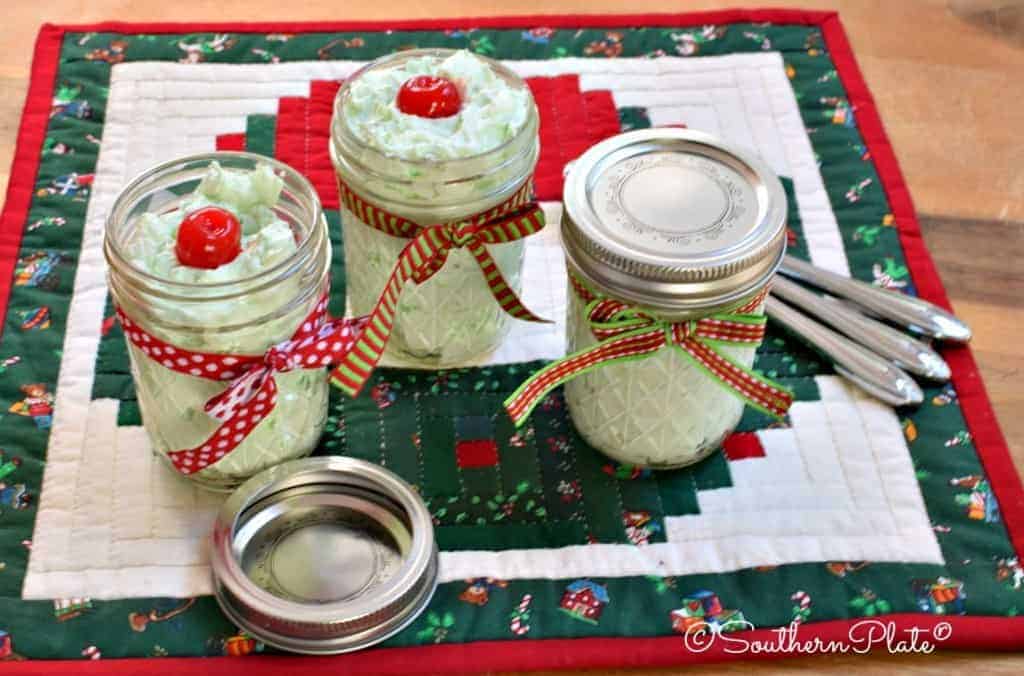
[560,129,788,469]
[330,49,540,367]
[104,152,332,490]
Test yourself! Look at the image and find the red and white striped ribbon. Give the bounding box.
[117,296,366,475]
[504,277,792,426]
[330,178,549,398]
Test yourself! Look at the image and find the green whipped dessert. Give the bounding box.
[563,287,761,469]
[343,49,532,161]
[130,162,297,285]
[123,161,329,490]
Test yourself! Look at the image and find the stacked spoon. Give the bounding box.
[765,255,971,407]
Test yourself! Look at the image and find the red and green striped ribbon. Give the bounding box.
[504,274,793,426]
[330,179,548,397]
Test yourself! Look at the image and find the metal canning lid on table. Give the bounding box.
[210,456,439,655]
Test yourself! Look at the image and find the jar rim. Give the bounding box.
[561,128,788,315]
[104,151,324,303]
[332,48,536,170]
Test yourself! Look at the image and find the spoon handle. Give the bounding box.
[771,276,951,381]
[778,256,971,343]
[765,296,924,407]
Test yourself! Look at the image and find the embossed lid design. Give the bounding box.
[561,128,787,316]
[210,456,438,654]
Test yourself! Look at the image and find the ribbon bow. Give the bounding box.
[504,275,793,426]
[329,179,549,398]
[117,296,366,475]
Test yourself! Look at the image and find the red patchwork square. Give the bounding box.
[215,132,245,151]
[722,432,766,461]
[456,439,500,469]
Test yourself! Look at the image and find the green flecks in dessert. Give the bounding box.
[128,162,297,284]
[343,50,531,161]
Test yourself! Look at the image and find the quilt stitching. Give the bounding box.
[24,50,944,600]
[0,21,1017,660]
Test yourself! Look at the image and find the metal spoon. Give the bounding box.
[765,296,924,407]
[778,256,971,343]
[771,276,951,381]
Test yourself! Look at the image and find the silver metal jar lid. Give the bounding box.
[210,456,438,655]
[562,128,787,316]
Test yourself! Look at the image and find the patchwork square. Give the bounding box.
[455,415,493,441]
[722,432,766,460]
[455,440,501,469]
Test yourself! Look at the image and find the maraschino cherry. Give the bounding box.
[175,206,242,269]
[396,75,462,118]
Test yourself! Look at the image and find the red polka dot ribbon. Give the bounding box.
[504,274,793,426]
[329,178,549,398]
[116,296,367,475]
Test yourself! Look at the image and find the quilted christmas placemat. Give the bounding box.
[0,9,1022,673]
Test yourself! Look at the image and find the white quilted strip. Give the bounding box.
[440,376,941,582]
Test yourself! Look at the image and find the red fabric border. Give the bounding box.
[2,615,1022,674]
[0,9,1021,672]
[818,14,1024,559]
[0,25,63,344]
[48,10,833,34]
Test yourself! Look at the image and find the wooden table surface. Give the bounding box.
[1,0,1022,672]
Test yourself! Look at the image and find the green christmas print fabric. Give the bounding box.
[0,22,1019,662]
